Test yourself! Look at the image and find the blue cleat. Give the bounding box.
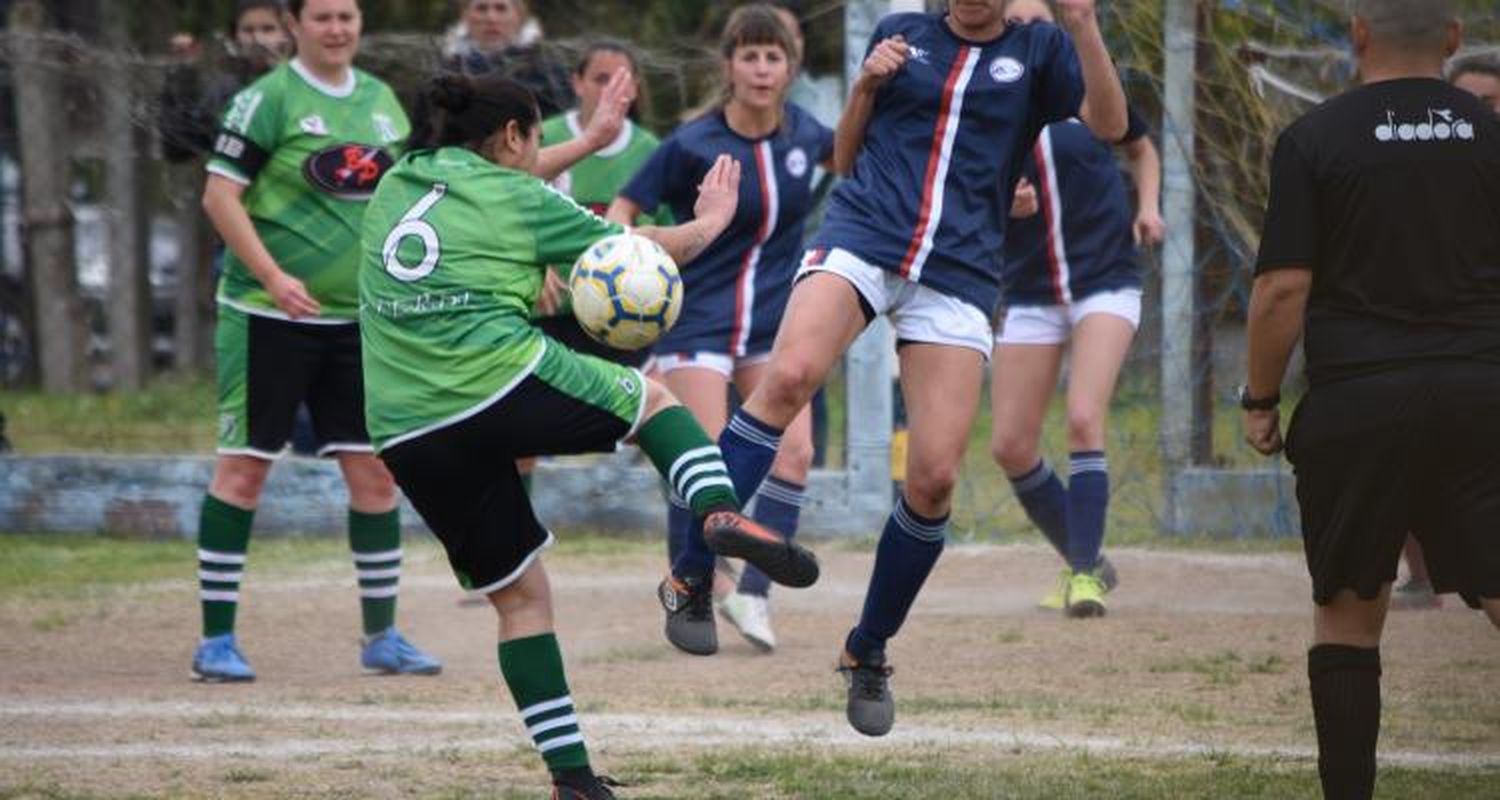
[361,628,442,676]
[191,634,256,683]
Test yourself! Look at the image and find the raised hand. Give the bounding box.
[859,35,909,91]
[693,154,742,228]
[582,67,634,149]
[1055,0,1099,31]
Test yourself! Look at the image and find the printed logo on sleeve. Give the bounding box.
[1374,109,1475,143]
[372,113,402,144]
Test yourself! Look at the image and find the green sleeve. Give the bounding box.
[533,184,625,267]
[206,77,284,183]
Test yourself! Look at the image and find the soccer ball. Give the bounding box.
[570,232,683,351]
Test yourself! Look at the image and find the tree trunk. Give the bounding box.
[169,162,215,374]
[101,1,153,389]
[11,0,88,392]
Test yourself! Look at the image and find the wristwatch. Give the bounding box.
[1237,384,1280,412]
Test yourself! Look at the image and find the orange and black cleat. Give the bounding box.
[703,510,820,589]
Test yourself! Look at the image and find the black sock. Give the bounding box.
[1308,644,1381,800]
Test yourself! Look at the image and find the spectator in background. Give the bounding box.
[1450,55,1500,114]
[442,0,574,117]
[158,0,291,163]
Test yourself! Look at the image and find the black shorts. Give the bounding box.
[1286,364,1500,608]
[379,371,638,594]
[215,306,368,458]
[535,314,651,368]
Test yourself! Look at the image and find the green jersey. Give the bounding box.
[360,146,624,450]
[208,59,409,322]
[538,113,669,316]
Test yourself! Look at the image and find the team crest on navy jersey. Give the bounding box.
[304,144,395,198]
[786,147,809,179]
[989,56,1025,84]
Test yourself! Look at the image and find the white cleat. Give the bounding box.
[718,591,776,652]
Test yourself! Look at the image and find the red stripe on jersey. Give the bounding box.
[729,144,775,355]
[1034,138,1068,305]
[899,45,972,279]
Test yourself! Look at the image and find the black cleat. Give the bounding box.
[552,769,620,799]
[703,511,820,589]
[658,575,717,655]
[838,650,895,737]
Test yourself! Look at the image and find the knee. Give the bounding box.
[641,377,676,420]
[1065,405,1106,450]
[762,358,820,416]
[904,461,960,515]
[990,430,1039,476]
[1484,598,1500,632]
[345,458,398,509]
[210,459,271,507]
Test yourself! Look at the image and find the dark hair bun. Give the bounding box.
[428,74,474,113]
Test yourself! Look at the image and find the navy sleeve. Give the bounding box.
[620,136,679,214]
[814,119,835,164]
[1254,128,1318,274]
[1119,105,1150,145]
[1033,23,1085,126]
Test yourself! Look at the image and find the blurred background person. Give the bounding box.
[441,0,574,117]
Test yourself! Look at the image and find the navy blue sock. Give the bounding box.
[739,476,805,597]
[1066,451,1109,573]
[666,494,693,567]
[845,497,947,664]
[718,409,784,503]
[670,501,714,580]
[1008,460,1068,558]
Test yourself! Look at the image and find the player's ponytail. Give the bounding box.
[409,73,540,152]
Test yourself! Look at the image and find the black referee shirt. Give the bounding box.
[1255,78,1500,385]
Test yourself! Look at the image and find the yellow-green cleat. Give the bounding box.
[1037,568,1072,611]
[1065,570,1108,618]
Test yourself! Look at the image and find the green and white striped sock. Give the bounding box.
[349,509,401,637]
[636,406,740,515]
[198,494,253,638]
[499,633,589,774]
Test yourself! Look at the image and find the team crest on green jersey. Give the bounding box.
[304,144,396,199]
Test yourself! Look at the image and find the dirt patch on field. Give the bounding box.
[1,541,1496,798]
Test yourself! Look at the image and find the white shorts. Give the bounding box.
[996,289,1143,346]
[650,350,772,379]
[797,248,994,358]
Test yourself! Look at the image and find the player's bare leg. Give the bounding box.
[840,343,983,736]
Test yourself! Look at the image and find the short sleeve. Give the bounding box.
[533,184,625,267]
[1119,105,1150,145]
[206,81,281,185]
[1254,129,1318,274]
[619,137,680,216]
[1032,24,1085,126]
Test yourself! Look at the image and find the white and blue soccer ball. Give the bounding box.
[570,232,683,351]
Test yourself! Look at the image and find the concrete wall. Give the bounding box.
[0,454,873,539]
[1165,467,1301,539]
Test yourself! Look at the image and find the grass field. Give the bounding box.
[1,533,1496,799]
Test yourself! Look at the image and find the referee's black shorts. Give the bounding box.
[1286,363,1500,608]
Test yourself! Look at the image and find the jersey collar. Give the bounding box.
[565,111,634,157]
[291,57,357,99]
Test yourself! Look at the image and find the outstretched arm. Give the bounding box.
[635,155,742,265]
[1058,0,1127,142]
[832,35,908,176]
[533,68,633,182]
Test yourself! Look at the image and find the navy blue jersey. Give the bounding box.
[1001,107,1149,306]
[812,13,1084,313]
[622,103,833,356]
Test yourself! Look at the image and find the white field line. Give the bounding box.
[1,699,1496,769]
